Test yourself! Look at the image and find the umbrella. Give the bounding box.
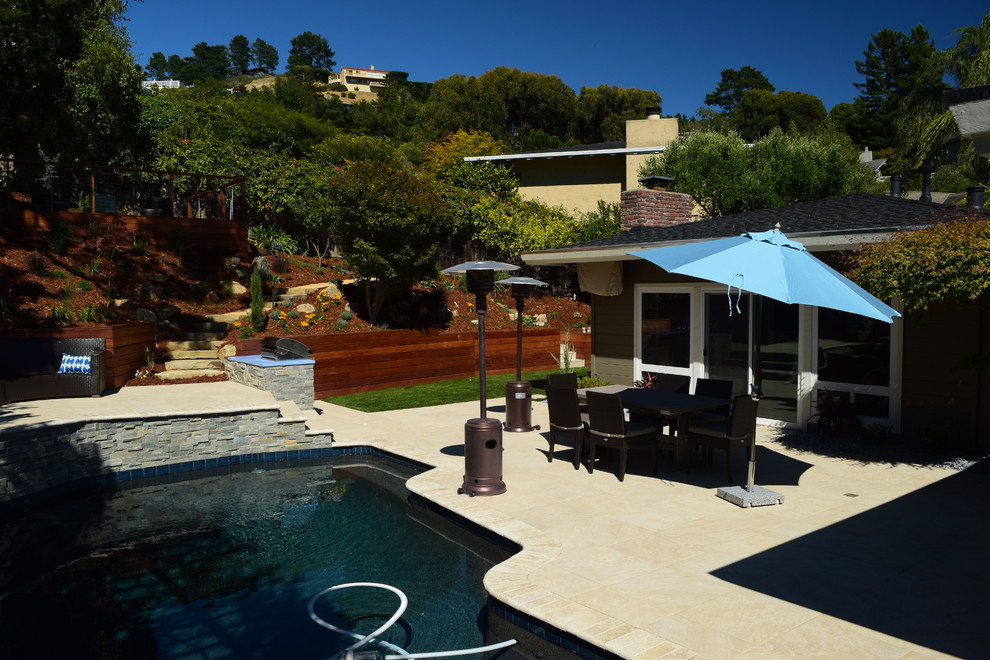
[628,227,899,503]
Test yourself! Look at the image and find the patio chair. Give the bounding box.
[545,385,589,469]
[692,378,734,423]
[586,390,659,482]
[546,372,579,389]
[686,394,759,482]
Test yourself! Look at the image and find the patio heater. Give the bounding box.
[500,276,548,433]
[441,260,519,496]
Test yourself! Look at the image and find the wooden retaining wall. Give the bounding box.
[0,323,156,390]
[3,208,249,253]
[239,328,563,398]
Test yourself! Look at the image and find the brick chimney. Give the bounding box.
[620,186,694,231]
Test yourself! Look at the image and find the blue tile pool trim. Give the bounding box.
[488,599,619,660]
[408,492,522,556]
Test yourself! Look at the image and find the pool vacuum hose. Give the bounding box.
[308,582,518,660]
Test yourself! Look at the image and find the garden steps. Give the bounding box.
[154,368,225,380]
[159,317,232,376]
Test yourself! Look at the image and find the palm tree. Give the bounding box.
[910,12,990,167]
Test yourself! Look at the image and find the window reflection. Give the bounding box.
[642,293,690,368]
[817,308,890,386]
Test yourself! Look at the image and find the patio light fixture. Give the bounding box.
[441,260,519,496]
[500,276,548,433]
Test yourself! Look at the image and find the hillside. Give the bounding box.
[0,228,591,382]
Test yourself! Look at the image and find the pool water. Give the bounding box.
[0,460,512,660]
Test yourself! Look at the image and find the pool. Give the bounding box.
[0,458,515,659]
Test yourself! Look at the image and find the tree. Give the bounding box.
[573,85,662,143]
[228,35,251,73]
[251,38,279,72]
[851,26,940,150]
[731,89,827,141]
[416,74,507,142]
[639,129,880,218]
[479,67,576,145]
[166,54,187,80]
[0,0,140,160]
[704,66,774,113]
[185,42,230,81]
[325,162,455,324]
[146,52,168,79]
[287,31,335,72]
[422,129,504,180]
[848,215,990,312]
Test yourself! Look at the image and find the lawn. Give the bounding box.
[323,367,591,412]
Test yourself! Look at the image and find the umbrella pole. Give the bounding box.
[748,295,764,493]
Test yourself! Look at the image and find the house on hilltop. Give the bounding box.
[465,109,680,215]
[522,184,990,452]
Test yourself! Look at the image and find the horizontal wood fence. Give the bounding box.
[3,208,249,253]
[238,328,564,398]
[0,322,156,389]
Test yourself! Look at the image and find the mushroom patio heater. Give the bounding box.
[500,276,548,433]
[441,260,518,496]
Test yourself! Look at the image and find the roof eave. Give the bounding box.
[522,228,905,266]
[464,146,667,162]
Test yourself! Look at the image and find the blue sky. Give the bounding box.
[125,0,985,118]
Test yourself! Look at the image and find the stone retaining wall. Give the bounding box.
[224,357,315,409]
[0,407,332,504]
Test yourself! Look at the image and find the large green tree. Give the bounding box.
[228,34,251,72]
[573,85,662,143]
[0,0,141,161]
[704,66,774,113]
[287,31,335,72]
[479,67,576,146]
[731,89,827,141]
[251,38,279,72]
[185,42,231,81]
[640,129,880,218]
[325,161,455,323]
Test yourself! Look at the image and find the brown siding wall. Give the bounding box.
[4,209,248,253]
[901,301,990,452]
[0,323,156,389]
[238,329,564,398]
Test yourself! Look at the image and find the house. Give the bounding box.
[338,65,389,94]
[522,185,990,452]
[465,109,680,215]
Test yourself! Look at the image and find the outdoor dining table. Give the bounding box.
[576,385,731,465]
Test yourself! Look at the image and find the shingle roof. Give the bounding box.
[553,193,989,251]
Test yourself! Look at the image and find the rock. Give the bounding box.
[535,313,547,326]
[158,305,181,321]
[225,281,247,295]
[297,303,315,314]
[322,283,341,297]
[217,344,236,357]
[148,272,170,284]
[203,291,220,304]
[252,256,271,280]
[140,285,165,301]
[113,298,135,310]
[135,308,158,323]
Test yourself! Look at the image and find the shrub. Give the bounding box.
[577,375,610,388]
[249,268,266,331]
[27,251,51,276]
[78,304,102,322]
[336,317,349,330]
[47,219,73,254]
[339,310,352,321]
[52,303,74,325]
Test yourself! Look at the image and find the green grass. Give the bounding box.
[324,367,591,412]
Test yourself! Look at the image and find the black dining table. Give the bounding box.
[577,385,730,464]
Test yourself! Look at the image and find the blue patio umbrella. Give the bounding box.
[628,228,899,505]
[630,228,899,324]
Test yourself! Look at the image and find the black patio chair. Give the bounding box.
[546,372,579,389]
[545,385,589,469]
[692,378,734,423]
[686,394,760,482]
[586,390,659,482]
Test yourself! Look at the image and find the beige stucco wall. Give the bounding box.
[513,116,681,215]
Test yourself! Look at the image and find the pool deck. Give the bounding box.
[3,383,986,659]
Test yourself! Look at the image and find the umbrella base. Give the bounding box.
[717,485,784,508]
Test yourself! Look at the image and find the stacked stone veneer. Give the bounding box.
[0,406,332,504]
[620,188,694,231]
[224,356,314,409]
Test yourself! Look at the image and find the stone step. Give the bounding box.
[181,321,229,333]
[154,368,225,380]
[165,339,228,351]
[164,358,222,371]
[178,331,226,342]
[162,347,237,360]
